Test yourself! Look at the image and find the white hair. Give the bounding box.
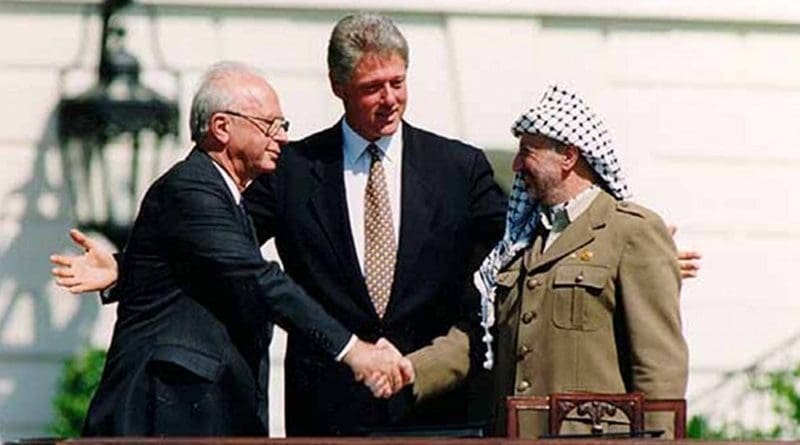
[189,61,264,142]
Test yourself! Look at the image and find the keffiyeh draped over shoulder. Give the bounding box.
[473,173,539,369]
[475,84,632,369]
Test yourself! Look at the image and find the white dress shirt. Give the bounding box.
[341,119,403,275]
[211,160,243,205]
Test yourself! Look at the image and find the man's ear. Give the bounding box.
[208,113,231,145]
[329,72,344,99]
[562,145,580,171]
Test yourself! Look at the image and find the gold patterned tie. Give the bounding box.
[364,143,397,318]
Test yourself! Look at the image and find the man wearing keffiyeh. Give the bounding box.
[413,84,688,438]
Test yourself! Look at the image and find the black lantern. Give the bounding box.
[58,0,178,248]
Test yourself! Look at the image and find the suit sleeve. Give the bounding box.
[97,252,124,305]
[408,149,507,401]
[161,179,352,358]
[618,211,688,435]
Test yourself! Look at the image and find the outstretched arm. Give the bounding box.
[50,229,119,293]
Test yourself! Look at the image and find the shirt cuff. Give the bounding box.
[99,283,117,305]
[334,334,358,362]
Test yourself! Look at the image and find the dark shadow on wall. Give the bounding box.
[0,109,104,438]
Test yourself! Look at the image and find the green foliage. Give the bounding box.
[688,414,783,440]
[49,347,107,438]
[688,362,800,439]
[750,362,800,438]
[687,414,728,439]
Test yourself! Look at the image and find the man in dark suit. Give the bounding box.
[51,61,408,436]
[240,13,507,436]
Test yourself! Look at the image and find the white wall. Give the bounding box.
[1,0,799,439]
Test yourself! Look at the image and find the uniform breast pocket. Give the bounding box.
[551,264,609,331]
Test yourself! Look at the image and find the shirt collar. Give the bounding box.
[342,118,401,166]
[540,185,600,233]
[210,159,243,205]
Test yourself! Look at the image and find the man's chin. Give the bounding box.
[259,161,278,175]
[377,120,401,137]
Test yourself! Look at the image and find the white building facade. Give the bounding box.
[1,0,800,439]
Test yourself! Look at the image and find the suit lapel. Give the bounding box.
[387,124,436,317]
[526,192,614,272]
[190,149,255,235]
[306,124,373,311]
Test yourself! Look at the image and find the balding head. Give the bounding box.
[190,61,279,143]
[190,61,288,189]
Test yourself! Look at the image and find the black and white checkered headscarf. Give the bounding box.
[475,84,631,369]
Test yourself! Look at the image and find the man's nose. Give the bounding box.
[272,127,289,145]
[380,84,397,105]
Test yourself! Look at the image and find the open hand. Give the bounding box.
[50,229,119,293]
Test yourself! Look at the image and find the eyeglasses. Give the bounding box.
[219,110,290,138]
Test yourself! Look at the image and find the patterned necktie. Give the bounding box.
[364,143,397,318]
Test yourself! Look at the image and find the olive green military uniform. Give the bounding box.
[412,190,688,438]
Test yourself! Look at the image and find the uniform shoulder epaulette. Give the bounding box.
[615,200,647,218]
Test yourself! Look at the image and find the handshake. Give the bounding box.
[342,338,415,399]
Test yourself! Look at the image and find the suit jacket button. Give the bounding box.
[575,274,584,283]
[526,278,539,289]
[517,380,530,392]
[521,311,536,324]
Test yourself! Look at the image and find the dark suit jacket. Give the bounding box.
[83,148,352,437]
[244,121,506,435]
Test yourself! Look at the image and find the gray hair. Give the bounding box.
[189,61,264,142]
[327,13,409,85]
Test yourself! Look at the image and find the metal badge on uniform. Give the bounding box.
[579,249,594,262]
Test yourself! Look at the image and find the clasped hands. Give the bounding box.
[342,338,414,399]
